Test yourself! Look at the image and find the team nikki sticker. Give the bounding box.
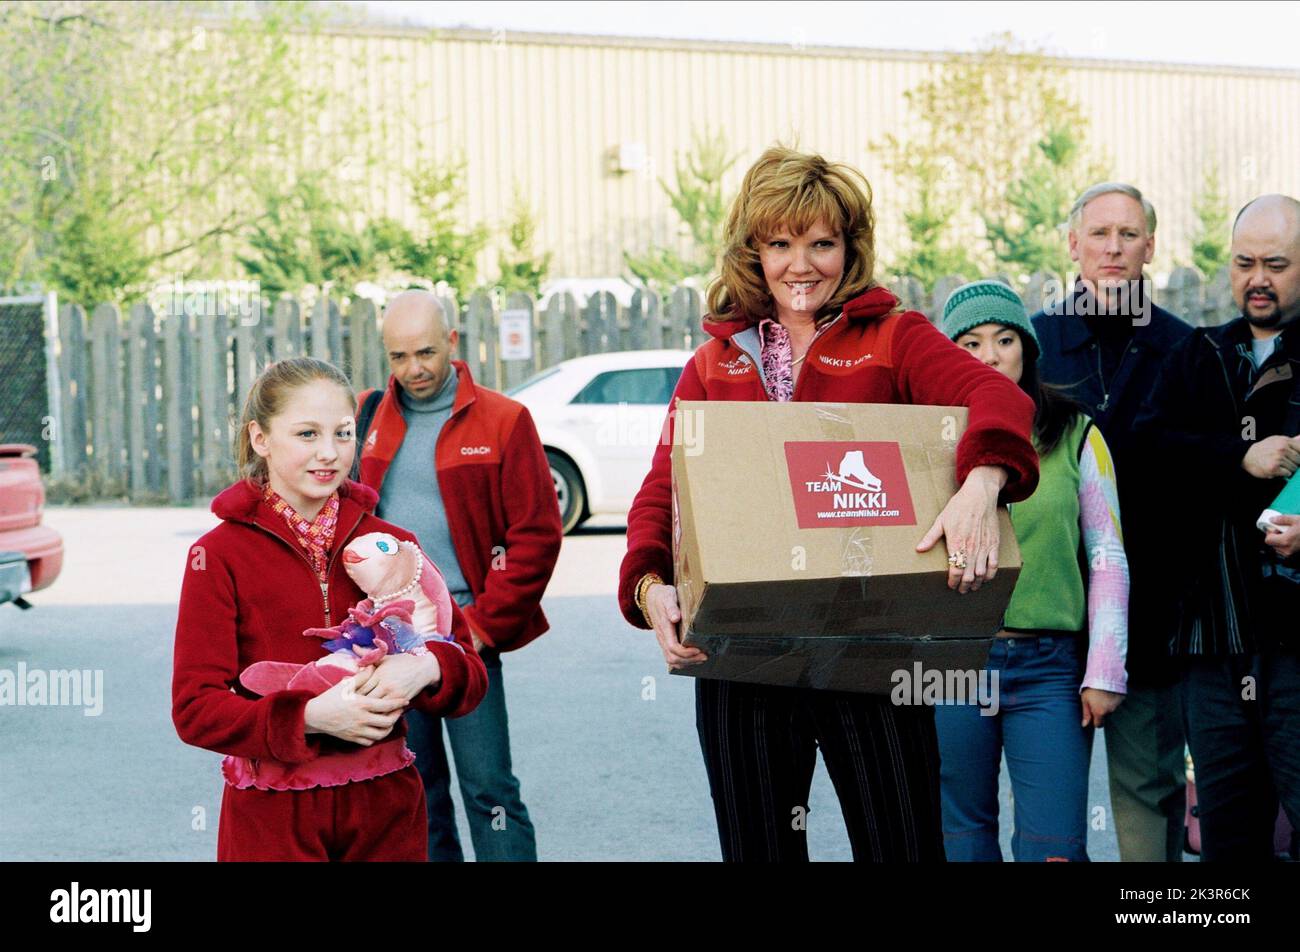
[783,441,917,529]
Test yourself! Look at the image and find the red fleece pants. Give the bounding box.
[217,765,428,861]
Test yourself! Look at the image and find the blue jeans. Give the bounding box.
[404,649,537,862]
[934,634,1094,862]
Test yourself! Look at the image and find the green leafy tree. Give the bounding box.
[625,127,740,288]
[1191,164,1231,278]
[983,125,1100,278]
[495,186,552,296]
[237,177,407,299]
[873,34,1108,286]
[0,1,337,304]
[43,186,152,307]
[400,157,489,300]
[885,147,979,287]
[239,159,493,302]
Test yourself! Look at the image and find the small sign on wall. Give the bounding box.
[499,309,532,361]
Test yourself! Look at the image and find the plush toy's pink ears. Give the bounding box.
[240,658,365,697]
[240,661,305,696]
[286,662,353,695]
[418,555,454,637]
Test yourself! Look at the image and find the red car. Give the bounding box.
[0,444,63,608]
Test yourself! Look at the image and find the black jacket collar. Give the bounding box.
[1204,315,1297,354]
[1054,285,1185,354]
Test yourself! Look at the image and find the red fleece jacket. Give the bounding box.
[172,478,488,767]
[617,285,1041,627]
[356,360,563,652]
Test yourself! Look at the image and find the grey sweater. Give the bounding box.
[375,368,473,607]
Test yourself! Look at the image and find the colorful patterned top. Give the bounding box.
[757,315,838,402]
[262,485,340,583]
[1075,423,1130,693]
[1004,414,1129,694]
[757,318,796,402]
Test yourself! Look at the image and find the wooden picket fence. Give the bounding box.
[41,267,1232,503]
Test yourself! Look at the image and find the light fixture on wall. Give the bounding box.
[609,142,647,174]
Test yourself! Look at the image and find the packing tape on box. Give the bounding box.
[687,631,909,692]
[688,632,853,691]
[681,631,994,696]
[809,404,879,580]
[840,527,875,576]
[810,402,855,436]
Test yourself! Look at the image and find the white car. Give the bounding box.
[508,350,694,533]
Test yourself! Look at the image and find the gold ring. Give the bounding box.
[948,551,968,570]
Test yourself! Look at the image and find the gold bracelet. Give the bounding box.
[636,573,661,614]
[636,572,664,626]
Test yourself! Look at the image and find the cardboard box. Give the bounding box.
[670,400,1021,695]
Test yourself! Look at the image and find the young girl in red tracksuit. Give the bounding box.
[172,356,488,861]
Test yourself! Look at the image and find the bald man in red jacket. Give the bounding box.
[356,291,562,862]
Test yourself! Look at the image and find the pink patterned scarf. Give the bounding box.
[262,485,339,583]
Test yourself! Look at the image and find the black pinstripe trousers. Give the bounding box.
[695,677,946,862]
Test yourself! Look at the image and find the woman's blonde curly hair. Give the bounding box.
[706,145,879,325]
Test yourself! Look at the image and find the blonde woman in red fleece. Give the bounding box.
[619,146,1040,862]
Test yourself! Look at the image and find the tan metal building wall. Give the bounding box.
[303,26,1300,281]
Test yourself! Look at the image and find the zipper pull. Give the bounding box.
[321,582,330,625]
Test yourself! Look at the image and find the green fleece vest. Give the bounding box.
[1003,412,1093,632]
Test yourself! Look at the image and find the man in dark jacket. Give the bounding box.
[1133,194,1300,861]
[1030,182,1193,861]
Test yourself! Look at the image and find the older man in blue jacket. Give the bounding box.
[1030,182,1193,861]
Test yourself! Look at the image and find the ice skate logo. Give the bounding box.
[783,440,917,529]
[826,450,881,492]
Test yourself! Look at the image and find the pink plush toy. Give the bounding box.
[240,532,458,697]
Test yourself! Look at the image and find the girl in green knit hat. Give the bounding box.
[936,279,1129,862]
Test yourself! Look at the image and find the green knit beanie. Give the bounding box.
[940,280,1040,362]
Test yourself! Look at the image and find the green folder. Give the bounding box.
[1258,471,1300,533]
